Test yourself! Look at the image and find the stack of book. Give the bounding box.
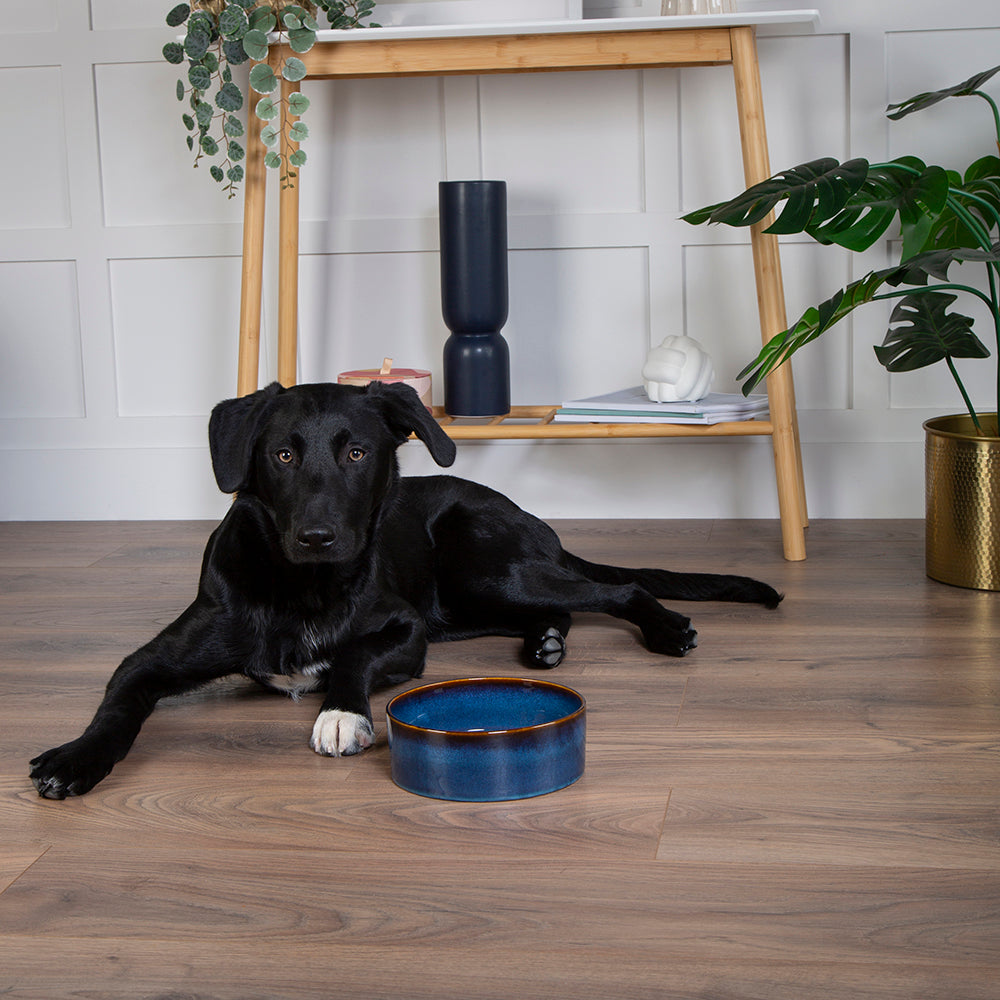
[553,386,769,425]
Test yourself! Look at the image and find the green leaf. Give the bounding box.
[248,8,277,32]
[184,31,212,62]
[684,157,957,257]
[176,78,186,101]
[195,101,214,127]
[681,158,869,232]
[287,91,310,115]
[806,159,950,256]
[219,5,249,39]
[165,3,191,28]
[264,150,282,168]
[282,57,307,82]
[283,13,302,28]
[288,26,317,53]
[216,80,244,112]
[163,41,185,65]
[186,11,214,39]
[737,269,895,393]
[736,241,1000,393]
[289,149,307,167]
[184,28,211,62]
[182,113,195,130]
[228,141,245,162]
[887,65,1000,120]
[224,113,244,137]
[766,159,874,237]
[923,155,1000,253]
[896,164,951,260]
[188,64,212,91]
[249,62,278,94]
[873,293,990,371]
[242,28,270,62]
[187,135,194,151]
[261,123,280,147]
[288,120,309,142]
[223,38,250,65]
[187,11,213,34]
[200,134,219,156]
[210,164,224,182]
[228,165,245,183]
[255,96,278,120]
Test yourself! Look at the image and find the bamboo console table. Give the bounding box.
[236,12,817,560]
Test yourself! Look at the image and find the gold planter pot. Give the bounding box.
[924,413,1000,591]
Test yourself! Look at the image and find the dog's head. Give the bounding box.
[209,381,456,565]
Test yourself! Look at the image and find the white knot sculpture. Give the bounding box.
[642,335,714,403]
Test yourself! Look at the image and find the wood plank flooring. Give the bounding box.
[1,518,998,999]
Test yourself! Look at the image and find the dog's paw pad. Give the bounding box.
[310,710,374,757]
[529,626,566,668]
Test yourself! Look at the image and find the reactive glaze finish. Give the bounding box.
[386,677,586,801]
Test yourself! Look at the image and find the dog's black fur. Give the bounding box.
[30,381,781,798]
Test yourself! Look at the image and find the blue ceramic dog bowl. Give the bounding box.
[386,677,586,801]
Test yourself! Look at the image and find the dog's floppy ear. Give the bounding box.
[367,381,457,467]
[209,382,285,493]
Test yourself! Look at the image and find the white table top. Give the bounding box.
[311,11,820,44]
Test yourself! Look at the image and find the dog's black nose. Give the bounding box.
[296,528,335,552]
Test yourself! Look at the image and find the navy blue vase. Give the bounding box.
[439,180,511,417]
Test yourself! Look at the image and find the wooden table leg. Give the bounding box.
[730,25,808,561]
[277,76,301,388]
[237,100,267,398]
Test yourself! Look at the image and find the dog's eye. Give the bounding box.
[276,448,295,465]
[347,448,366,463]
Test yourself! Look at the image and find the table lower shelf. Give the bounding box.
[432,405,774,440]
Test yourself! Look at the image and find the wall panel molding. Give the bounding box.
[2,2,995,519]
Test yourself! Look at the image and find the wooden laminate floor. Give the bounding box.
[0,518,998,999]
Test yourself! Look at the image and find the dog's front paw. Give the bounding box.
[310,710,375,757]
[29,739,115,799]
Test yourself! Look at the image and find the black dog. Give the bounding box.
[30,381,781,798]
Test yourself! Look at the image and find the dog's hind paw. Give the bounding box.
[310,710,375,757]
[642,613,699,657]
[525,626,567,668]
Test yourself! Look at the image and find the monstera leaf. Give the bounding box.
[737,243,1000,394]
[919,156,1000,253]
[807,157,950,258]
[685,64,1000,423]
[681,158,868,231]
[737,270,897,393]
[683,157,951,258]
[874,293,989,371]
[886,65,1000,120]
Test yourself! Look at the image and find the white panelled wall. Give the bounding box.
[1,0,998,520]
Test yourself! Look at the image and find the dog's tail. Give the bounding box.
[562,553,783,609]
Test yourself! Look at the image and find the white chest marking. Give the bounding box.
[263,661,327,699]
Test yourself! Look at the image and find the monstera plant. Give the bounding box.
[685,65,1000,591]
[684,64,1000,437]
[163,0,379,197]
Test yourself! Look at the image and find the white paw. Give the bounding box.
[310,710,375,757]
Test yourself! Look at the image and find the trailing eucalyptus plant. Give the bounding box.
[684,65,1000,435]
[163,0,379,197]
